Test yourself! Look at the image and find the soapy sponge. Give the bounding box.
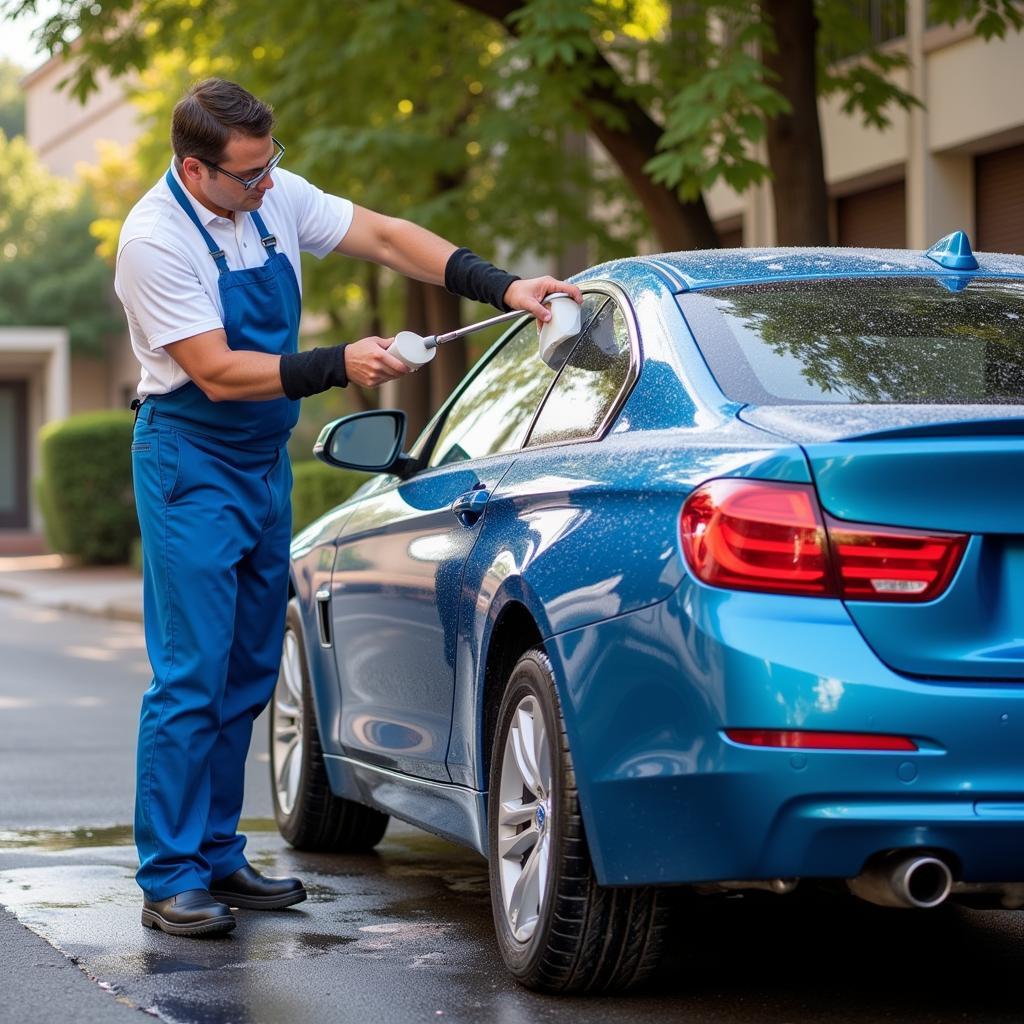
[538,296,583,370]
[389,331,438,370]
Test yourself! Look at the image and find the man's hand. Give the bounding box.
[503,277,584,324]
[344,337,410,388]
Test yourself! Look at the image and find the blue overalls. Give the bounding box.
[131,169,301,900]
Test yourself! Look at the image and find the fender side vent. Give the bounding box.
[315,589,332,649]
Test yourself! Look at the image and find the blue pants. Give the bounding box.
[131,415,292,900]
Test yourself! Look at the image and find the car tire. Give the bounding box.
[487,648,669,993]
[270,599,389,852]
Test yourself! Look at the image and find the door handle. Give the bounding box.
[452,487,490,526]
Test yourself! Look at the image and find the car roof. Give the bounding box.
[581,246,1024,294]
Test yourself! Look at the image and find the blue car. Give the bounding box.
[272,232,1024,993]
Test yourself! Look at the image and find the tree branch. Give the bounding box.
[454,0,718,251]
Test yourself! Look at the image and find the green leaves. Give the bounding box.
[5,0,1022,275]
[508,0,598,67]
[0,131,120,355]
[648,33,789,199]
[929,0,1024,39]
[0,58,25,138]
[816,0,920,131]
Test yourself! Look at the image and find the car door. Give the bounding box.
[327,314,581,780]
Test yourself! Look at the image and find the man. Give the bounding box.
[116,78,581,938]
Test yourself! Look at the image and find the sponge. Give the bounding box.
[538,296,583,370]
[389,331,437,370]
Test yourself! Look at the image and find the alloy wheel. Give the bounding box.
[496,694,553,943]
[272,627,305,816]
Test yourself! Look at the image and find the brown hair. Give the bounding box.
[171,79,274,166]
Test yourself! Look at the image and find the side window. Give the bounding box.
[426,293,612,468]
[428,320,553,468]
[527,299,633,447]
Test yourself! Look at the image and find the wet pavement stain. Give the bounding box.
[4,823,1024,1024]
[0,824,135,851]
[0,827,513,1022]
[0,818,280,852]
[128,953,209,976]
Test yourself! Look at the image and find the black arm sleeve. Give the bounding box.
[279,345,348,400]
[444,247,520,311]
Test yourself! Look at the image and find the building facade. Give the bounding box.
[705,0,1024,254]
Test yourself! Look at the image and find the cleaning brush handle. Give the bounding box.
[429,292,570,348]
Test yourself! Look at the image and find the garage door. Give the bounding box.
[715,219,744,248]
[0,380,29,529]
[976,143,1024,255]
[836,181,907,248]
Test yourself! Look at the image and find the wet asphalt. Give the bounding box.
[2,595,1024,1023]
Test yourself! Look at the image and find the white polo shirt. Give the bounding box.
[115,162,354,397]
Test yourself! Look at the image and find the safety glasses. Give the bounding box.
[200,137,285,190]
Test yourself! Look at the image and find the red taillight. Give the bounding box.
[680,480,832,596]
[725,729,918,751]
[824,516,967,602]
[680,480,966,603]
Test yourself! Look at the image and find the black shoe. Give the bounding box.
[210,864,307,910]
[141,889,236,937]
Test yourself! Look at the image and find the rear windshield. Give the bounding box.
[679,277,1024,405]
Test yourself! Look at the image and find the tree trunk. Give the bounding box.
[558,129,590,274]
[337,262,386,414]
[425,285,465,410]
[381,278,432,439]
[366,261,383,338]
[327,307,373,413]
[762,0,830,245]
[454,0,719,252]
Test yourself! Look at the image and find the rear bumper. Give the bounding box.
[548,581,1024,886]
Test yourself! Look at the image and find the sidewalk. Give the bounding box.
[0,555,143,623]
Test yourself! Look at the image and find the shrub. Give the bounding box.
[37,410,137,564]
[291,459,369,534]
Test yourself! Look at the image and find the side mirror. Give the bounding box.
[313,410,412,475]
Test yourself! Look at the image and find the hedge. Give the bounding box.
[37,410,138,565]
[291,460,369,533]
[36,413,366,563]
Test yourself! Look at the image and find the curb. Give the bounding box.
[0,587,143,625]
[51,602,144,625]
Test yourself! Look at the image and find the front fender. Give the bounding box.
[288,503,355,759]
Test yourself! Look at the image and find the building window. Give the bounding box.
[829,0,906,60]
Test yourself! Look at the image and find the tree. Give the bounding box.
[454,1,1022,247]
[0,57,25,138]
[5,0,1023,253]
[0,130,121,355]
[3,0,1020,375]
[4,1,653,436]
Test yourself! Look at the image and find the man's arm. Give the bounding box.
[118,235,409,403]
[336,206,455,286]
[336,206,583,320]
[166,329,409,401]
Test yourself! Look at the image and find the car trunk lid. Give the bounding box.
[741,405,1024,680]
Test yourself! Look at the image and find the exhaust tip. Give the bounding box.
[848,852,954,909]
[901,856,953,908]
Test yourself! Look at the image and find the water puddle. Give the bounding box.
[0,820,508,1021]
[0,818,280,852]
